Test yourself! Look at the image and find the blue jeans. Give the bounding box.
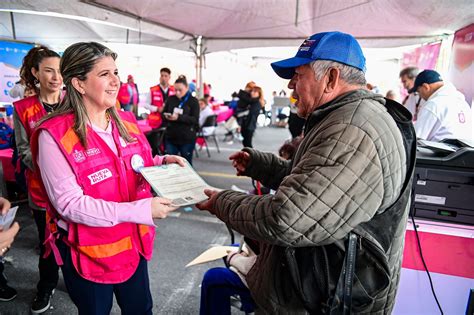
[200,267,255,315]
[165,142,195,165]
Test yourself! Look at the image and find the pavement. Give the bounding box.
[0,123,290,315]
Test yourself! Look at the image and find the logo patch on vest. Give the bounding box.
[72,150,86,163]
[87,168,112,185]
[86,148,101,156]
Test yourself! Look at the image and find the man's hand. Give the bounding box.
[196,189,219,215]
[229,151,250,176]
[151,197,179,219]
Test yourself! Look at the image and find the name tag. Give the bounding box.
[88,168,112,185]
[173,108,183,115]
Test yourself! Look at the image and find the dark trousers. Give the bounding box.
[32,210,59,294]
[241,129,254,148]
[200,267,255,315]
[0,260,7,286]
[57,239,153,315]
[165,142,195,165]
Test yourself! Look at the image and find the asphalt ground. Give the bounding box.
[0,123,290,315]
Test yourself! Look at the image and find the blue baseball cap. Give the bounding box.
[271,31,366,79]
[408,69,443,93]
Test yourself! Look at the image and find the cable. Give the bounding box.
[410,213,444,315]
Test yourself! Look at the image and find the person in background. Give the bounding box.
[287,96,305,139]
[146,67,175,118]
[197,31,415,314]
[8,79,27,100]
[117,75,140,115]
[163,75,200,165]
[144,68,175,155]
[199,98,215,136]
[412,69,472,141]
[386,90,397,101]
[31,41,184,315]
[0,197,20,302]
[240,86,264,148]
[399,66,424,120]
[13,45,62,314]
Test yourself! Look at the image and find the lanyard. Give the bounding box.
[178,92,190,109]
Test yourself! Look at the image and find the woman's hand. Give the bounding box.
[163,155,187,167]
[229,151,250,176]
[0,197,11,215]
[0,222,19,256]
[167,113,179,121]
[151,197,178,219]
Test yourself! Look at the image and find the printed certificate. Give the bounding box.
[140,163,218,206]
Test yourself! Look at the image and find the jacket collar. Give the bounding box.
[304,89,385,134]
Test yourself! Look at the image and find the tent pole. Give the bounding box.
[10,12,16,40]
[295,0,299,27]
[194,35,205,98]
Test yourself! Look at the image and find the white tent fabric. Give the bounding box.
[1,0,473,51]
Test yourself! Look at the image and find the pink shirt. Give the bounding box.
[38,122,164,230]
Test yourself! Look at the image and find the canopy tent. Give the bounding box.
[1,0,472,96]
[1,0,473,50]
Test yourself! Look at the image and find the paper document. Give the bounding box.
[0,206,18,230]
[186,246,238,267]
[417,139,456,153]
[140,163,219,206]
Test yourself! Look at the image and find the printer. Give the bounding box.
[413,139,474,225]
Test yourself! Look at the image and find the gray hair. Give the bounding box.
[399,67,419,79]
[310,60,366,86]
[38,42,133,148]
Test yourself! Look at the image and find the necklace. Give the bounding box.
[38,93,60,114]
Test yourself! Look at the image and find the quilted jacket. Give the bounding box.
[213,89,410,314]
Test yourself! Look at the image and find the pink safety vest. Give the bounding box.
[13,95,48,208]
[31,111,155,284]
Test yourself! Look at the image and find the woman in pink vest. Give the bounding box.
[12,45,62,314]
[31,42,184,315]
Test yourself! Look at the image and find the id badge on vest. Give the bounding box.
[131,154,148,192]
[173,107,183,115]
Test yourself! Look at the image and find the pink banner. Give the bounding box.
[448,23,474,105]
[401,42,441,71]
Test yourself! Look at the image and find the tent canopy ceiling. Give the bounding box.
[1,0,473,52]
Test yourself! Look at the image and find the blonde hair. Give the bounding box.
[38,42,134,148]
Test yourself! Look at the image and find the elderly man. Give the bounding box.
[198,31,415,314]
[399,66,424,120]
[411,69,472,141]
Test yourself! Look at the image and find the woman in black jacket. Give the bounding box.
[241,86,264,148]
[163,75,200,164]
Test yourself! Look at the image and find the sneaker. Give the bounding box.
[31,290,54,314]
[0,282,17,302]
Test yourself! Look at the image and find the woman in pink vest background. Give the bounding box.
[12,45,62,314]
[31,42,184,315]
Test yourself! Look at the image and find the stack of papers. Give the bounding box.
[140,163,220,206]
